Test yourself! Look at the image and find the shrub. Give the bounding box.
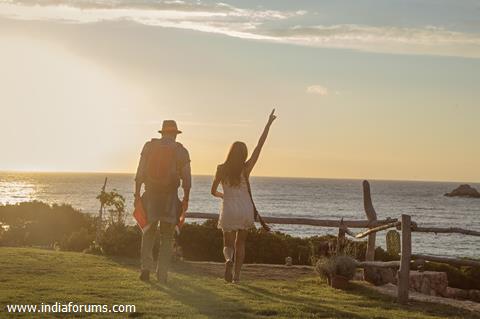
[83,242,104,255]
[464,266,480,289]
[99,223,141,258]
[0,201,95,247]
[60,228,95,252]
[333,256,357,280]
[177,220,374,266]
[0,224,28,246]
[177,220,338,265]
[374,246,399,262]
[315,256,357,280]
[3,201,478,290]
[177,219,224,262]
[244,230,289,264]
[315,257,335,280]
[0,223,5,242]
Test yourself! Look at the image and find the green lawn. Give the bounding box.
[0,247,478,319]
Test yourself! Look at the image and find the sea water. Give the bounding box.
[0,172,479,258]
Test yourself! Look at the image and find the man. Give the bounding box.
[134,120,191,283]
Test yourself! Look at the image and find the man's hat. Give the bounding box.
[158,120,182,134]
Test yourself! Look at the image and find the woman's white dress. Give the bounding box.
[218,175,255,232]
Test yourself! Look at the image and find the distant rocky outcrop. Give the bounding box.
[444,184,480,198]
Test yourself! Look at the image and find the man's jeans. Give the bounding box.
[141,221,175,275]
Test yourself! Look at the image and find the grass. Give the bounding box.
[0,247,479,319]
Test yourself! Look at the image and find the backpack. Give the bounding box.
[145,140,180,191]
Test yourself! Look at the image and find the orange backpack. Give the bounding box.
[145,140,179,191]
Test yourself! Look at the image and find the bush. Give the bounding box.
[333,256,357,280]
[60,228,95,252]
[177,219,224,262]
[315,257,335,280]
[99,223,141,258]
[315,256,357,280]
[83,242,104,255]
[0,201,95,247]
[0,223,5,241]
[245,230,290,264]
[464,266,480,289]
[177,220,371,265]
[375,246,399,262]
[3,201,478,290]
[0,224,28,246]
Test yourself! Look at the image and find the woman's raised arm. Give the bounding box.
[245,109,277,176]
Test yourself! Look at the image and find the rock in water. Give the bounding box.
[444,184,480,198]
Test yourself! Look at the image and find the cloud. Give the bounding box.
[268,25,480,58]
[306,85,329,96]
[0,0,299,40]
[1,0,480,58]
[179,120,249,128]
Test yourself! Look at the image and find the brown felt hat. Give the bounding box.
[158,120,182,134]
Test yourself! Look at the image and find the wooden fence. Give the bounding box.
[185,180,480,304]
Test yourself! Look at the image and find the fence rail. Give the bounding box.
[412,226,480,237]
[411,254,480,268]
[186,212,396,228]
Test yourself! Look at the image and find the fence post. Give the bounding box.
[363,181,378,261]
[398,214,412,304]
[337,219,346,254]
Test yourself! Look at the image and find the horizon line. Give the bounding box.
[0,169,478,185]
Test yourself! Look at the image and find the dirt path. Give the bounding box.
[173,261,315,281]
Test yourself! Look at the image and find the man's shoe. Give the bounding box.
[224,260,233,283]
[157,271,167,284]
[139,270,150,282]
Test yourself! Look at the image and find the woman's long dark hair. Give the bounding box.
[221,141,248,186]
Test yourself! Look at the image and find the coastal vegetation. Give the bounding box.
[0,201,479,291]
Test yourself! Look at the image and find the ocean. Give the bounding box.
[0,172,479,259]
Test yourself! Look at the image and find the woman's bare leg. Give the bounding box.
[223,231,235,261]
[223,231,235,282]
[233,230,248,282]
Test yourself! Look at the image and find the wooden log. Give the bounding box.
[355,221,401,239]
[398,214,412,304]
[186,212,395,228]
[363,181,378,261]
[343,227,357,238]
[356,261,401,268]
[413,227,480,237]
[412,254,480,268]
[340,219,359,238]
[342,219,398,238]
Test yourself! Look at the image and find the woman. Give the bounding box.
[211,109,277,283]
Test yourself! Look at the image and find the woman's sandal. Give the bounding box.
[232,276,240,284]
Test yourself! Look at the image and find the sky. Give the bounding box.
[0,0,479,182]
